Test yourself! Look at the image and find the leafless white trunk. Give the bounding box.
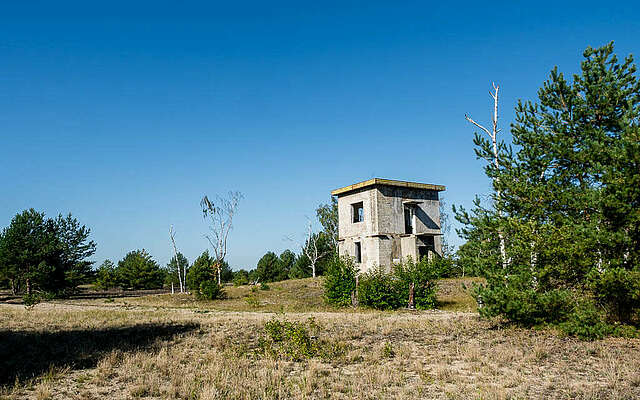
[465,83,508,271]
[302,220,329,278]
[169,225,183,293]
[201,191,243,285]
[287,220,330,278]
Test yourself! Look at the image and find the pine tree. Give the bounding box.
[0,209,96,297]
[165,253,189,288]
[457,43,640,334]
[95,260,119,290]
[186,250,215,293]
[116,250,164,290]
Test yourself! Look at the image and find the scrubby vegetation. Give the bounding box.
[323,256,358,307]
[324,256,445,310]
[1,280,639,399]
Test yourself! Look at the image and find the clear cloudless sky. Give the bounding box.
[1,1,639,269]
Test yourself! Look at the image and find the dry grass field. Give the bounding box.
[1,277,639,399]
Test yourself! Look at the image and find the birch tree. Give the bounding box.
[302,221,331,278]
[201,191,243,285]
[464,83,508,270]
[169,225,187,293]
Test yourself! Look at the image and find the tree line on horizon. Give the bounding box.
[0,196,340,301]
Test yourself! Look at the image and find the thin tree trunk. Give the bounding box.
[351,275,359,308]
[408,282,415,309]
[466,83,508,271]
[490,85,508,272]
[169,226,183,293]
[184,262,188,292]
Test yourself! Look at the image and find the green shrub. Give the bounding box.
[22,291,56,309]
[94,260,119,290]
[259,318,319,361]
[257,317,350,361]
[559,300,615,340]
[381,342,395,358]
[232,269,250,286]
[477,276,639,340]
[588,267,640,324]
[323,256,358,306]
[476,271,574,326]
[198,281,226,300]
[559,299,640,340]
[186,252,215,293]
[22,293,41,309]
[393,257,440,310]
[357,258,441,310]
[260,282,270,291]
[245,295,260,307]
[358,266,402,310]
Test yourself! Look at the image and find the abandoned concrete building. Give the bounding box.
[331,178,445,273]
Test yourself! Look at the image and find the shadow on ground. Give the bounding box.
[0,322,200,386]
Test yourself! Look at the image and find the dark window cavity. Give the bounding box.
[352,202,364,223]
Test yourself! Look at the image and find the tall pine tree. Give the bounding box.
[457,43,640,335]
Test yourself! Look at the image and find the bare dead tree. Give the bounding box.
[465,83,508,271]
[302,220,331,278]
[285,219,331,278]
[201,191,243,285]
[169,225,183,293]
[169,225,188,293]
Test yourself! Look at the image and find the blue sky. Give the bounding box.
[1,1,639,269]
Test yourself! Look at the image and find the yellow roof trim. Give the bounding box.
[331,178,446,196]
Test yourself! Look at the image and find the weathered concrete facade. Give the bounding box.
[331,178,445,273]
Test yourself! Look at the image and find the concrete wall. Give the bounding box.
[337,188,378,238]
[375,186,440,235]
[338,236,379,273]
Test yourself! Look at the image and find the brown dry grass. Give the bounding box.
[1,277,639,399]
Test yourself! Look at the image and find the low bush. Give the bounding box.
[392,257,440,310]
[476,273,640,340]
[232,270,249,286]
[259,318,319,361]
[198,281,226,300]
[558,300,615,340]
[22,293,41,309]
[22,291,56,309]
[323,256,358,307]
[257,317,349,362]
[357,258,441,310]
[358,266,402,310]
[476,281,574,326]
[588,267,640,324]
